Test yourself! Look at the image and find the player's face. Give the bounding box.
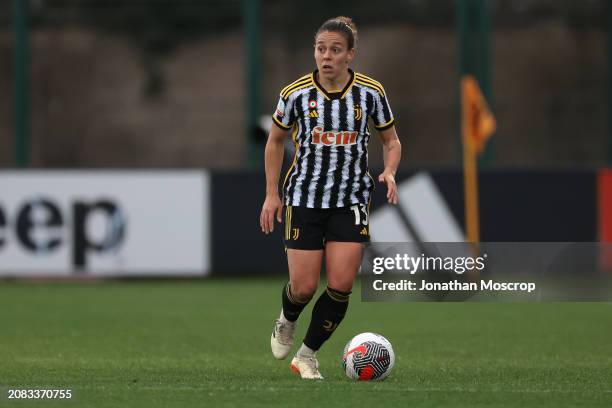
[314,31,354,82]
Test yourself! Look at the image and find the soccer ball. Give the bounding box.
[342,332,395,381]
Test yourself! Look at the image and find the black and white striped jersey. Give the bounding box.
[272,69,395,209]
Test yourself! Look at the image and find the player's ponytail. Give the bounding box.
[315,16,358,49]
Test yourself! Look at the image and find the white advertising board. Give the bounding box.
[0,171,209,276]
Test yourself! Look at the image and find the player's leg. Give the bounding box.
[285,250,327,379]
[284,248,322,319]
[291,206,367,379]
[271,207,324,361]
[291,242,362,379]
[301,242,361,351]
[271,249,323,360]
[325,242,363,292]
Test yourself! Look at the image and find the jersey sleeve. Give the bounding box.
[272,93,296,130]
[371,89,395,131]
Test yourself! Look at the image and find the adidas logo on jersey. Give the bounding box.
[311,126,357,146]
[360,227,369,236]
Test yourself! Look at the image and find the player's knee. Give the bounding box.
[291,282,317,302]
[327,280,353,294]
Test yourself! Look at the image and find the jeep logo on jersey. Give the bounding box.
[311,126,357,146]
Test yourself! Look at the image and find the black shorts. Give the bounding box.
[283,205,370,250]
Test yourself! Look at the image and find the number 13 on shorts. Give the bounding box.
[350,204,369,226]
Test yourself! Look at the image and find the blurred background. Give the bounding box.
[0,0,611,276]
[1,0,610,168]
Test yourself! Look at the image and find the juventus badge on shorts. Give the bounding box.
[291,227,300,240]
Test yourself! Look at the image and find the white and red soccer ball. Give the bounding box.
[342,332,395,381]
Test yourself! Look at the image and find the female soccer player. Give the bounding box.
[260,16,401,379]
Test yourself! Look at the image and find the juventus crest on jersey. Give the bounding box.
[272,69,395,209]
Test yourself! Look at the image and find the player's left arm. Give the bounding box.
[377,125,401,205]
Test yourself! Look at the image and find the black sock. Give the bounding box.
[303,286,351,351]
[281,282,311,322]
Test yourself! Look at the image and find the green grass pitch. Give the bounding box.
[0,278,611,407]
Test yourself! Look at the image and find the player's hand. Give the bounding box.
[378,171,398,205]
[260,194,283,234]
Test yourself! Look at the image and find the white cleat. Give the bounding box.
[270,319,296,360]
[290,355,324,379]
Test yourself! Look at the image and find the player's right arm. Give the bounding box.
[260,123,289,234]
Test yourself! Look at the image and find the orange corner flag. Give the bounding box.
[461,75,496,154]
